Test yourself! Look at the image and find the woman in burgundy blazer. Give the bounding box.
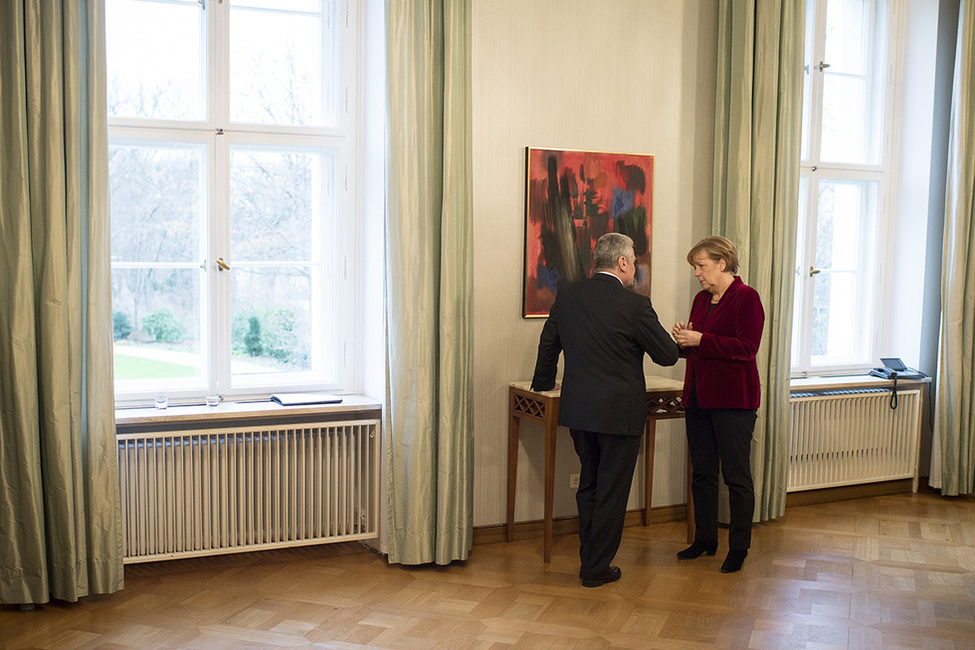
[672,236,764,573]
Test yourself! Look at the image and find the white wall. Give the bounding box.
[472,0,719,527]
[360,0,388,550]
[883,0,941,369]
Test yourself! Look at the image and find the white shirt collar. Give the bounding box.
[596,271,624,285]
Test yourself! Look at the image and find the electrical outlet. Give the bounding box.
[569,473,580,489]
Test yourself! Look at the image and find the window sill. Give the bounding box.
[790,374,930,393]
[116,394,382,431]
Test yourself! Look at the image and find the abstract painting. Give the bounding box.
[523,147,654,318]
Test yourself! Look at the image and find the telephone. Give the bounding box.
[869,357,926,380]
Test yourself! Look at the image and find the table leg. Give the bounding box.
[542,415,558,563]
[506,411,520,543]
[643,419,656,526]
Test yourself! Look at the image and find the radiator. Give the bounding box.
[788,388,922,492]
[117,418,381,563]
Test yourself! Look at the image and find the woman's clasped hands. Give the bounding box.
[672,321,702,348]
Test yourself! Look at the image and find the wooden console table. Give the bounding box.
[506,376,689,562]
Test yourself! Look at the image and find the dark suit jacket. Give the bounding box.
[680,276,764,409]
[531,273,680,436]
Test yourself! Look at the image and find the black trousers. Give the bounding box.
[570,429,642,578]
[684,406,757,551]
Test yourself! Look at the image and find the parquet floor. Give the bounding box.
[2,491,974,649]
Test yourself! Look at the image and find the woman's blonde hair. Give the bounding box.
[686,236,739,274]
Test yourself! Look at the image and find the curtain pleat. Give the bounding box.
[712,0,804,522]
[0,0,122,605]
[385,0,474,565]
[935,0,975,496]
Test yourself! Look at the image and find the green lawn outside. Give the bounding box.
[113,351,198,380]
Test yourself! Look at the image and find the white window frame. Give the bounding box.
[792,0,904,376]
[108,0,360,405]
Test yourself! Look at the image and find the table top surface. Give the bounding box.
[510,375,683,397]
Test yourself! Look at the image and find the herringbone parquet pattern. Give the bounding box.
[2,491,973,648]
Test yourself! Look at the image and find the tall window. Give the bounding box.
[792,0,892,374]
[107,0,358,403]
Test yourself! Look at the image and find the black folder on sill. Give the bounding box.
[270,392,343,406]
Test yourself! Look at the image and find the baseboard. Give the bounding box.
[785,478,914,508]
[473,504,687,547]
[916,476,938,494]
[480,480,924,547]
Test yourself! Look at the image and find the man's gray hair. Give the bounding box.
[592,233,635,271]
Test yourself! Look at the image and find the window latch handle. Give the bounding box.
[809,267,821,276]
[217,258,231,271]
[818,61,831,72]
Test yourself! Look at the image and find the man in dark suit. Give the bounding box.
[531,232,679,587]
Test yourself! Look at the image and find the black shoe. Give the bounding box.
[581,566,621,588]
[720,549,748,573]
[676,540,718,559]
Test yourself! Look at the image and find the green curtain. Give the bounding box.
[936,0,975,496]
[711,0,804,522]
[384,0,474,564]
[0,1,122,604]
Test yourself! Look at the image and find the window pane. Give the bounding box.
[106,0,205,121]
[819,0,883,164]
[811,271,857,359]
[230,267,321,377]
[814,181,866,271]
[229,2,333,126]
[112,268,203,383]
[808,179,877,365]
[110,142,206,387]
[229,146,335,381]
[109,144,204,263]
[821,75,872,163]
[230,148,331,261]
[824,0,869,76]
